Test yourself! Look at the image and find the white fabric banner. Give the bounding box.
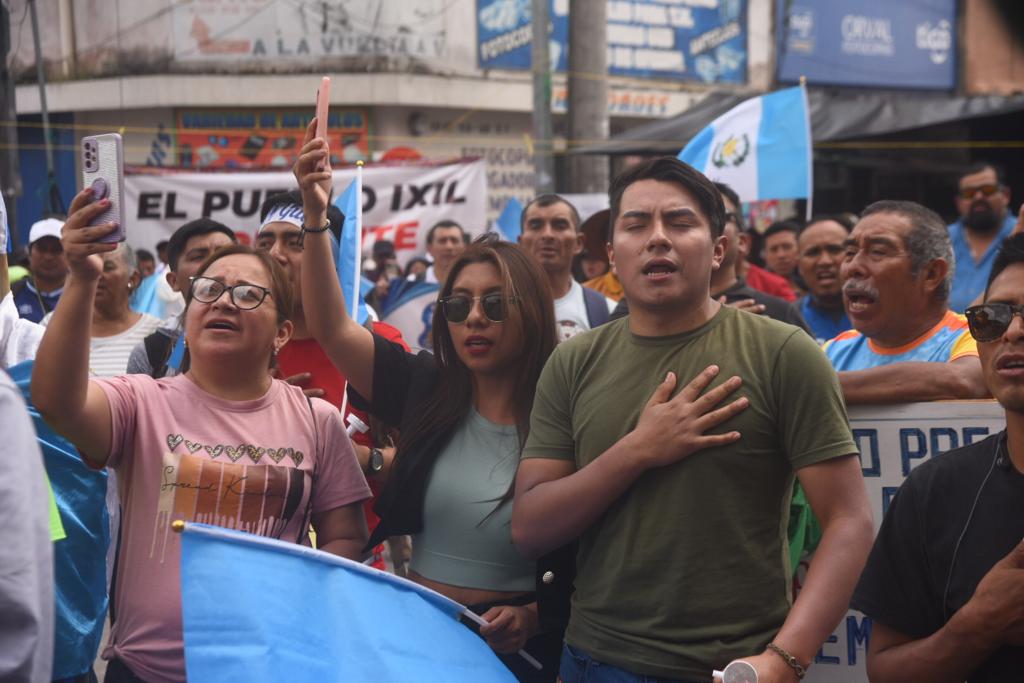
[124,159,488,265]
[800,401,1005,683]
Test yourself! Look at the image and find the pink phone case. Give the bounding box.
[81,133,125,243]
[316,77,330,139]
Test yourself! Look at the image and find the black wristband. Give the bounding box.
[297,219,331,247]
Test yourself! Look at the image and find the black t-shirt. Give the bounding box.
[852,431,1024,681]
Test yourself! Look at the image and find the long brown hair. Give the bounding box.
[395,235,557,463]
[180,244,293,372]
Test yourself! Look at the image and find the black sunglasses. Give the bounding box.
[439,293,519,324]
[965,303,1024,342]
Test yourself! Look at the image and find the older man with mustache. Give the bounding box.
[823,200,989,404]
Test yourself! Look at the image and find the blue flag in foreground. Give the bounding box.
[9,361,111,679]
[333,175,369,325]
[180,523,517,683]
[495,197,524,241]
[678,85,811,203]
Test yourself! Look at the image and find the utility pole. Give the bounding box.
[0,2,20,241]
[531,0,555,193]
[567,0,608,193]
[28,0,61,215]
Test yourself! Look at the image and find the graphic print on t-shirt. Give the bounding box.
[150,435,310,561]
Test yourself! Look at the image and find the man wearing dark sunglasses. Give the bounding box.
[948,162,1018,312]
[852,233,1024,683]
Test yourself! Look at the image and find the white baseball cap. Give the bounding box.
[29,218,64,245]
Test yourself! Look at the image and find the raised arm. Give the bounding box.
[293,120,376,401]
[837,356,989,405]
[30,189,116,466]
[512,367,746,559]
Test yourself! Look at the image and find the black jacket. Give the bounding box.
[349,333,575,630]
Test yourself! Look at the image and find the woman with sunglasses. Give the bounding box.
[32,188,371,683]
[294,125,560,680]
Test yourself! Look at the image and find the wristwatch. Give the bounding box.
[367,447,385,475]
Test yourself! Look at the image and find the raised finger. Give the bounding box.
[68,188,96,215]
[302,118,317,146]
[283,372,312,384]
[693,431,743,450]
[303,388,325,398]
[644,371,677,409]
[677,365,720,403]
[65,221,118,245]
[695,396,749,431]
[66,197,112,231]
[693,375,744,411]
[67,241,118,256]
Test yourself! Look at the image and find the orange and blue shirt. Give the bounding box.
[823,310,978,371]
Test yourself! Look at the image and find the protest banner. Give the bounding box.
[124,159,487,266]
[801,400,1005,683]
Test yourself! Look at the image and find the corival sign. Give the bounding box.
[124,160,487,264]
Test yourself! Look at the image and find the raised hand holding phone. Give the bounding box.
[315,76,331,170]
[80,134,125,243]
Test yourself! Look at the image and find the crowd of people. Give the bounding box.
[1,121,1023,683]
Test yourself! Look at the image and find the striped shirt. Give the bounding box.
[89,314,162,377]
[823,310,978,371]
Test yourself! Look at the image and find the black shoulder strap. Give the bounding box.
[144,332,173,379]
[297,395,320,544]
[582,285,610,328]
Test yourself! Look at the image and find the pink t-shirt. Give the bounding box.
[95,373,371,682]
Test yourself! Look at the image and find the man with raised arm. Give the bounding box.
[511,157,873,683]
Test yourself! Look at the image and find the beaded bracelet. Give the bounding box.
[298,219,331,247]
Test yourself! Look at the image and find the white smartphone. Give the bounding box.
[81,133,125,243]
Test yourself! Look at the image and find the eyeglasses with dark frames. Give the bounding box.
[189,276,273,310]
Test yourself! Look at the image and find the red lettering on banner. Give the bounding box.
[363,224,393,246]
[394,221,419,250]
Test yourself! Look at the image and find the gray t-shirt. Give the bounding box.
[410,409,534,592]
[0,370,54,682]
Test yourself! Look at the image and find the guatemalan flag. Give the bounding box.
[179,523,519,682]
[678,85,812,205]
[333,169,369,325]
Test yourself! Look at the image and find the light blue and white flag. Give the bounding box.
[679,85,812,209]
[1,192,9,253]
[179,523,519,683]
[333,168,369,326]
[495,197,524,241]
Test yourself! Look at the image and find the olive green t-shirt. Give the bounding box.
[523,306,856,679]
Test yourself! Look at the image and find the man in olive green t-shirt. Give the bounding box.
[512,159,874,683]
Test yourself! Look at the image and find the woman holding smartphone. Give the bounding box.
[32,187,371,683]
[294,123,561,680]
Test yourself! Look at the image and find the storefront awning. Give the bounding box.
[574,89,1024,155]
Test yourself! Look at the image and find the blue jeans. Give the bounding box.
[558,644,706,683]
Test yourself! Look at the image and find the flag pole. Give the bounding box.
[800,75,813,222]
[340,161,364,419]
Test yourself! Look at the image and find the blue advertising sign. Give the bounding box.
[477,0,747,84]
[777,0,955,89]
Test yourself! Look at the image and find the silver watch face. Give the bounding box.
[723,660,758,683]
[369,449,384,473]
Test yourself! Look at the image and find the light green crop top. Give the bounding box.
[409,409,534,592]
